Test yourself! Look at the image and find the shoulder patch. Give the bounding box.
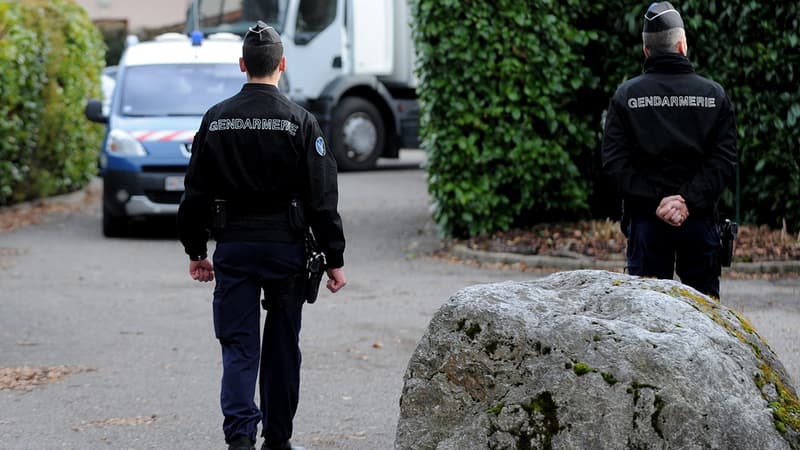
[315,136,326,156]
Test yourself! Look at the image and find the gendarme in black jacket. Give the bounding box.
[177,83,345,268]
[602,52,737,219]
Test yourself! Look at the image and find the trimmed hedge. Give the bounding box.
[412,0,800,236]
[680,1,799,230]
[0,0,105,206]
[412,0,599,237]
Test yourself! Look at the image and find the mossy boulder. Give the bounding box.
[396,270,799,449]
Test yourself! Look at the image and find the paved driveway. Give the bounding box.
[1,150,798,449]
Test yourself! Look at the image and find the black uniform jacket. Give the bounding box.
[601,53,737,218]
[178,83,345,268]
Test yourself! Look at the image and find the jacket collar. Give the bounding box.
[643,53,695,74]
[241,83,280,92]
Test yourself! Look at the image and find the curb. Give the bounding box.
[452,245,624,271]
[0,178,101,233]
[0,178,101,212]
[726,260,800,275]
[451,244,800,275]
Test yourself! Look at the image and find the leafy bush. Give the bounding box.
[0,0,105,206]
[411,0,599,237]
[412,0,800,236]
[683,1,799,231]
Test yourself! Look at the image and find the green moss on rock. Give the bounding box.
[465,322,482,339]
[602,372,618,385]
[573,362,591,376]
[487,402,505,415]
[668,286,800,436]
[519,392,562,449]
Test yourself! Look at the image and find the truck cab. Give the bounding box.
[187,0,420,170]
[85,33,245,236]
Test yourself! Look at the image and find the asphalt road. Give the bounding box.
[1,150,798,449]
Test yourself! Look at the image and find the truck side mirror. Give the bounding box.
[84,99,108,124]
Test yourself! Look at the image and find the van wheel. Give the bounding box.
[103,205,127,237]
[330,97,384,171]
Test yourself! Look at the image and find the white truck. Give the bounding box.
[187,0,420,170]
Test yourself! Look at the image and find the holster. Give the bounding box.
[619,201,630,238]
[288,198,307,231]
[719,219,738,267]
[304,246,327,304]
[211,199,228,231]
[289,197,327,304]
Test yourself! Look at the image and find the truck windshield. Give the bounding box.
[119,64,244,117]
[190,0,288,35]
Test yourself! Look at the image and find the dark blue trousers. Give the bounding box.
[626,214,721,298]
[212,241,305,445]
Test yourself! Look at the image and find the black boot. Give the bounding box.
[261,440,305,450]
[261,441,289,450]
[228,436,255,450]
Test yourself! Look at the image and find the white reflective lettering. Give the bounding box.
[205,117,299,135]
[623,95,720,110]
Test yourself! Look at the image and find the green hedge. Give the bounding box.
[412,0,800,236]
[682,1,799,230]
[412,0,599,237]
[0,0,105,206]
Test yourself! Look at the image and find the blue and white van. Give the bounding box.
[85,32,245,236]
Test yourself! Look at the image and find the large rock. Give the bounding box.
[396,270,800,449]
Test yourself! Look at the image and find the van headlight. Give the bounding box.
[107,129,147,156]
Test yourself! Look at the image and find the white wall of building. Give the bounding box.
[74,0,192,30]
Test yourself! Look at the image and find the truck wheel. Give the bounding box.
[330,97,385,171]
[102,205,127,237]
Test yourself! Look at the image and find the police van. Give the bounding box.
[85,32,245,236]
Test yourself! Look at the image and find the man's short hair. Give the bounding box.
[642,27,685,54]
[242,21,283,78]
[243,42,283,78]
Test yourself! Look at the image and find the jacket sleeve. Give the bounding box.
[677,92,738,212]
[303,117,345,268]
[601,94,663,207]
[177,115,212,259]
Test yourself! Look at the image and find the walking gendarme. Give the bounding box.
[177,20,347,450]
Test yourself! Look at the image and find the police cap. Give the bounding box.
[244,20,281,46]
[643,2,684,33]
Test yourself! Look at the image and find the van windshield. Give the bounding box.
[119,64,244,117]
[190,0,288,36]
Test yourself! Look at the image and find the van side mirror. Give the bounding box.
[84,99,108,124]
